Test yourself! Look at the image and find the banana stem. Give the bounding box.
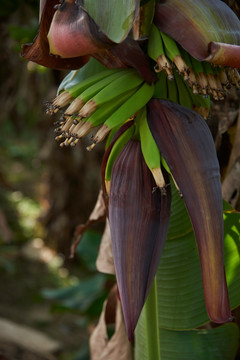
[144,277,161,360]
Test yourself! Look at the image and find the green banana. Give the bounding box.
[105,128,118,150]
[147,24,173,79]
[104,124,135,194]
[79,70,143,118]
[179,47,198,90]
[202,61,221,100]
[179,47,192,68]
[160,31,181,60]
[174,70,193,109]
[153,71,168,99]
[202,61,216,76]
[159,31,187,75]
[189,57,208,94]
[86,89,136,127]
[70,89,136,139]
[175,70,210,119]
[167,77,179,103]
[89,82,155,149]
[53,71,132,140]
[48,68,120,114]
[137,107,166,189]
[64,69,132,116]
[64,68,121,98]
[219,69,231,90]
[190,56,204,75]
[148,23,165,61]
[160,154,171,174]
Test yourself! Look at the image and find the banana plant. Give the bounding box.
[21,0,240,358]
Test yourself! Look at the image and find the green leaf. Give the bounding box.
[83,0,137,43]
[76,229,101,271]
[135,322,239,360]
[41,274,106,312]
[224,210,240,311]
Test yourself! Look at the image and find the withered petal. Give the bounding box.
[147,99,232,324]
[154,0,240,68]
[108,139,171,340]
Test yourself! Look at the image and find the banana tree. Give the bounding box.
[22,0,240,358]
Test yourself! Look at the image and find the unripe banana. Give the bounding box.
[174,71,193,109]
[47,68,120,114]
[70,89,136,139]
[190,56,204,75]
[79,70,144,118]
[175,70,210,119]
[160,155,170,174]
[137,107,166,189]
[68,70,131,115]
[202,61,222,100]
[153,71,168,99]
[167,77,179,103]
[104,124,135,194]
[147,24,173,79]
[148,24,165,61]
[159,31,188,75]
[179,48,198,92]
[86,89,136,127]
[89,82,155,149]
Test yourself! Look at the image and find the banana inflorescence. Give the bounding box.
[148,23,240,101]
[49,68,154,148]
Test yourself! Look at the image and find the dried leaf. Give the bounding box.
[96,219,115,275]
[89,286,132,360]
[70,190,106,257]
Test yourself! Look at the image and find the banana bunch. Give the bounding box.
[153,69,210,119]
[148,24,240,100]
[48,68,154,148]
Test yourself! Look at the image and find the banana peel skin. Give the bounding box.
[108,139,171,340]
[147,99,232,324]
